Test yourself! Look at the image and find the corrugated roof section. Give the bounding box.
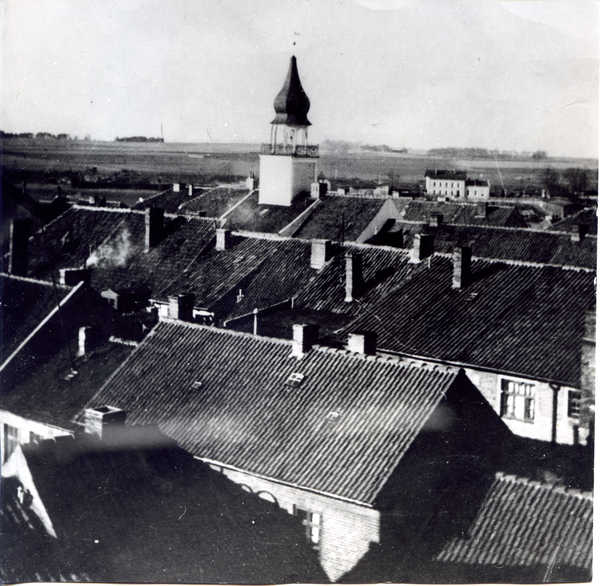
[436,472,593,577]
[82,321,458,504]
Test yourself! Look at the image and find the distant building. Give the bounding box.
[425,169,467,198]
[465,178,490,198]
[259,56,319,207]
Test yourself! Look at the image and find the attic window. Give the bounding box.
[233,256,244,264]
[466,292,479,301]
[286,372,305,387]
[191,381,202,389]
[326,411,340,422]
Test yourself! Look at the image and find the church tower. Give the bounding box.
[259,56,319,206]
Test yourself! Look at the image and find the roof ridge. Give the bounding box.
[494,471,593,500]
[431,251,596,273]
[324,193,389,200]
[0,272,71,288]
[73,205,144,215]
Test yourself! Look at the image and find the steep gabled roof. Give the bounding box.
[2,430,327,583]
[293,196,388,241]
[548,207,597,235]
[435,472,593,581]
[1,274,72,359]
[338,255,595,385]
[81,320,460,504]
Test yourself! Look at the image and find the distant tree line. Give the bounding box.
[115,136,164,143]
[1,130,77,140]
[428,147,549,161]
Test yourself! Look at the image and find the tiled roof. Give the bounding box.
[1,338,134,430]
[338,255,596,385]
[425,169,467,180]
[178,186,251,218]
[394,222,596,269]
[294,243,419,317]
[293,196,387,241]
[82,320,460,504]
[2,430,326,583]
[435,472,593,580]
[1,274,71,359]
[132,187,202,214]
[548,207,598,235]
[225,190,315,233]
[396,200,526,227]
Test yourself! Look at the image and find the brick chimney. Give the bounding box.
[216,228,231,251]
[452,246,471,289]
[571,224,588,242]
[144,208,164,251]
[429,213,443,227]
[60,268,91,286]
[345,252,362,302]
[84,406,127,440]
[409,234,434,263]
[8,218,32,276]
[291,323,319,358]
[311,182,328,199]
[168,294,194,321]
[311,240,335,269]
[476,202,488,219]
[347,332,377,355]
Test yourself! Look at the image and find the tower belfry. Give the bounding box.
[259,56,319,206]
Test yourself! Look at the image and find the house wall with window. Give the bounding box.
[425,177,466,198]
[0,411,70,464]
[208,464,380,582]
[464,368,586,445]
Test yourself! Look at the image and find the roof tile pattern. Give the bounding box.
[339,255,596,385]
[178,187,250,217]
[397,201,524,227]
[83,321,458,504]
[395,222,596,268]
[294,196,387,241]
[436,472,593,578]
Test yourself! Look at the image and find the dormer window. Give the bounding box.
[286,372,305,387]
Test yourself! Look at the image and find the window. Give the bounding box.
[3,424,19,462]
[500,379,535,422]
[286,372,305,387]
[294,506,321,548]
[29,431,42,444]
[568,391,582,419]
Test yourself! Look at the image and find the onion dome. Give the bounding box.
[271,56,311,127]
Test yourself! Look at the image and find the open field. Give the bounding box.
[2,138,597,194]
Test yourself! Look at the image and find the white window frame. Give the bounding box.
[293,505,322,549]
[499,378,535,423]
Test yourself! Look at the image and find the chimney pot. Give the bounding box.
[429,213,443,227]
[168,294,194,322]
[291,323,319,358]
[571,224,588,242]
[145,207,164,251]
[347,332,377,355]
[84,406,127,440]
[311,240,335,269]
[60,268,91,286]
[409,233,434,263]
[452,246,471,289]
[216,228,231,251]
[345,252,363,302]
[8,218,32,276]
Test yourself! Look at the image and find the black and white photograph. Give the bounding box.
[0,0,597,583]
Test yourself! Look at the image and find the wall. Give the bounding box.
[0,410,70,463]
[464,368,585,445]
[209,464,380,581]
[258,155,316,206]
[426,178,466,198]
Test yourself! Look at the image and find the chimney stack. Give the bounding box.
[77,326,101,357]
[429,213,443,227]
[144,208,164,251]
[168,294,194,322]
[347,332,377,355]
[216,228,231,251]
[311,182,328,199]
[452,246,471,289]
[291,323,319,358]
[409,234,434,263]
[84,406,127,440]
[345,252,363,302]
[8,218,32,276]
[571,224,588,242]
[311,240,335,269]
[476,202,488,218]
[60,268,91,286]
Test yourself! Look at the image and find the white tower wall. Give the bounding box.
[259,155,317,206]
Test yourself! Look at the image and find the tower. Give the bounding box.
[259,56,319,206]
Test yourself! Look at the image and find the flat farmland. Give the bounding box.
[2,138,597,193]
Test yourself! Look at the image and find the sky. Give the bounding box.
[1,0,598,158]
